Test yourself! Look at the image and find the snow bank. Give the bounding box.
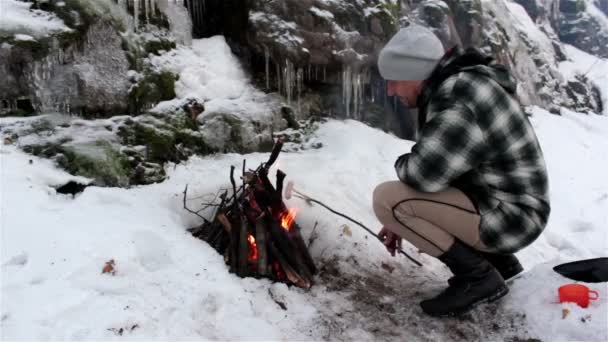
[148,36,275,121]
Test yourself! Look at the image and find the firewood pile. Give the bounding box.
[185,138,317,289]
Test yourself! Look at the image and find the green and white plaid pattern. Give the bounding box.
[395,54,550,253]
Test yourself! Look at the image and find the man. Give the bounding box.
[373,23,550,317]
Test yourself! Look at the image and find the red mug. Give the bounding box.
[558,284,600,308]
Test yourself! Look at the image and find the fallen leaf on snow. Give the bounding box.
[102,259,116,275]
[342,225,352,237]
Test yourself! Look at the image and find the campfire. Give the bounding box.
[185,138,317,288]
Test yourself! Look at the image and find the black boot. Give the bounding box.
[478,251,523,282]
[420,240,509,317]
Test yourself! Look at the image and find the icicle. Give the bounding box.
[296,68,303,114]
[145,0,149,25]
[283,60,295,105]
[264,46,270,90]
[353,72,361,120]
[134,0,139,32]
[192,0,196,32]
[308,64,311,81]
[198,0,205,32]
[371,83,375,103]
[342,65,352,118]
[276,63,281,95]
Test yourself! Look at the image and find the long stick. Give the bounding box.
[293,191,423,267]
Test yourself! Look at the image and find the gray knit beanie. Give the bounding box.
[378,24,445,81]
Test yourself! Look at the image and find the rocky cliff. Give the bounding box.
[1,0,606,187]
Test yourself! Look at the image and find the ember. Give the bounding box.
[247,235,258,262]
[186,138,317,288]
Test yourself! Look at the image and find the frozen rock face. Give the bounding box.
[556,0,608,58]
[240,0,604,123]
[0,21,130,116]
[0,0,180,117]
[248,0,398,68]
[245,0,406,135]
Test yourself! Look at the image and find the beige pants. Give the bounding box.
[373,181,490,257]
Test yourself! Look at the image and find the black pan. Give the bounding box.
[553,257,608,283]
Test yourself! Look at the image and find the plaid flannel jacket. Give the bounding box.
[395,50,550,253]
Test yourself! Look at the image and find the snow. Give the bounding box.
[13,34,35,41]
[2,105,608,340]
[0,0,71,38]
[363,6,382,17]
[310,7,335,19]
[2,9,608,339]
[559,45,608,115]
[148,36,275,121]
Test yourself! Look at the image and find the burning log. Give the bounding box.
[184,137,317,288]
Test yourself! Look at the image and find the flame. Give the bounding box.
[280,208,299,231]
[247,234,258,262]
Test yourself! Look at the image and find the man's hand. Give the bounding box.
[378,227,403,257]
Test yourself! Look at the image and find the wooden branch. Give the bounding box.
[263,136,284,171]
[182,185,210,223]
[212,191,229,221]
[255,215,269,276]
[268,240,310,289]
[293,191,423,267]
[237,215,249,277]
[230,166,238,212]
[308,221,319,248]
[217,213,232,233]
[267,216,312,281]
[275,170,286,208]
[290,222,317,275]
[229,216,239,273]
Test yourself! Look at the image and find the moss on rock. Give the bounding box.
[23,139,131,187]
[144,39,177,56]
[128,71,177,115]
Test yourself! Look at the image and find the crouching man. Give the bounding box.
[372,24,550,317]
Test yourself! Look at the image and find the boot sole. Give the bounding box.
[502,264,524,283]
[427,285,510,318]
[504,270,524,284]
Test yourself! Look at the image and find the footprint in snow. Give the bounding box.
[570,220,594,233]
[2,253,28,267]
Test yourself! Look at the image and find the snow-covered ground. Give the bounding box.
[2,104,608,340]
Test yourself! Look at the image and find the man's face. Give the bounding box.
[387,80,424,108]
